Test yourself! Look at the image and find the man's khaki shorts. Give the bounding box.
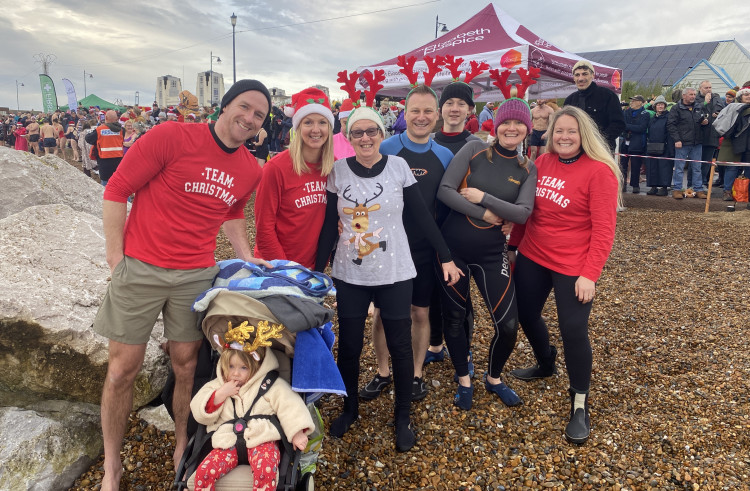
[94,256,218,344]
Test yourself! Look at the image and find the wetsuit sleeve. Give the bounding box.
[480,160,537,224]
[314,191,340,271]
[403,184,452,263]
[437,141,488,221]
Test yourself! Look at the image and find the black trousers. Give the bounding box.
[514,253,594,392]
[333,278,413,423]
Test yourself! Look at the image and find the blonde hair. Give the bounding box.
[219,347,264,381]
[288,119,335,177]
[545,106,622,203]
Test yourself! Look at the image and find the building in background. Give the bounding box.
[197,71,225,108]
[156,75,182,108]
[268,87,291,108]
[580,40,750,93]
[313,84,330,99]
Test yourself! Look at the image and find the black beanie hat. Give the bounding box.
[219,79,272,116]
[439,82,475,109]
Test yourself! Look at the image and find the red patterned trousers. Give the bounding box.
[194,441,280,491]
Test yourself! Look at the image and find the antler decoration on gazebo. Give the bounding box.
[489,67,541,99]
[397,55,420,87]
[362,69,386,107]
[422,55,445,86]
[463,60,490,84]
[443,55,465,81]
[337,70,362,106]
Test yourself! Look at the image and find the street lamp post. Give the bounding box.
[209,52,222,107]
[231,13,237,84]
[435,15,449,39]
[15,80,24,111]
[83,70,93,97]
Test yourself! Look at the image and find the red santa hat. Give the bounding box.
[284,87,334,130]
[338,99,355,120]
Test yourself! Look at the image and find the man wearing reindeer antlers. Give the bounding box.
[94,79,272,491]
[564,60,625,152]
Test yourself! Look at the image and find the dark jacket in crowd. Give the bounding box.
[696,92,726,148]
[731,106,750,155]
[647,111,674,158]
[666,101,706,147]
[563,81,625,150]
[622,107,650,153]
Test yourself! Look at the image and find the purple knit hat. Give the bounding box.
[494,98,532,134]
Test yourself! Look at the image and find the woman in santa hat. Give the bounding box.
[253,86,335,270]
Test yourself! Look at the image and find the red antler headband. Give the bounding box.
[337,70,362,107]
[361,70,386,108]
[422,55,445,86]
[397,55,420,87]
[489,67,541,99]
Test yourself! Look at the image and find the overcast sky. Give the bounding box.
[3,0,750,112]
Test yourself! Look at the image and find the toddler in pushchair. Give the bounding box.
[174,259,342,491]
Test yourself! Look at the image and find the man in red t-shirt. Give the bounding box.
[95,80,273,491]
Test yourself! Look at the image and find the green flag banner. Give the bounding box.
[39,74,58,113]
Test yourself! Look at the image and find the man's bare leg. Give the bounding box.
[530,146,539,161]
[100,340,147,491]
[371,309,391,378]
[168,339,202,473]
[411,306,430,379]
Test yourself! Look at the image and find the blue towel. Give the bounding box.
[194,259,334,312]
[292,322,346,396]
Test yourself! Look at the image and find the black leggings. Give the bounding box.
[514,253,594,392]
[333,278,413,424]
[438,215,518,379]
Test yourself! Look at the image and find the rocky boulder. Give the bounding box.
[0,147,104,220]
[0,402,102,491]
[0,203,169,408]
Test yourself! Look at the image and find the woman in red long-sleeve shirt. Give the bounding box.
[507,105,621,445]
[253,87,335,268]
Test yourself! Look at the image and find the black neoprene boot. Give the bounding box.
[565,388,590,444]
[509,345,558,381]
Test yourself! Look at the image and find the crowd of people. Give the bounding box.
[6,59,748,490]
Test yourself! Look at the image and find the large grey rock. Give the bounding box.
[0,402,102,491]
[0,147,104,220]
[0,204,168,408]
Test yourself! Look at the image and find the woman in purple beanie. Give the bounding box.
[436,97,537,411]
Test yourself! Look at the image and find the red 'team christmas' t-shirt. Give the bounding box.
[508,152,618,282]
[103,122,262,269]
[253,149,327,269]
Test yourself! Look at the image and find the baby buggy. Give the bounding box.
[172,260,342,491]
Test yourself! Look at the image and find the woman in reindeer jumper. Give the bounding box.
[190,321,314,491]
[508,105,622,444]
[253,87,335,269]
[315,72,462,452]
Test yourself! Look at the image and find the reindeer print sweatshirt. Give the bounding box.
[315,155,452,286]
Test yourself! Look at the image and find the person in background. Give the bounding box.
[508,105,621,445]
[85,110,124,187]
[333,99,356,160]
[479,101,495,126]
[718,86,750,200]
[696,81,725,188]
[644,95,673,196]
[667,88,709,199]
[529,99,556,160]
[13,122,28,152]
[619,95,650,194]
[563,60,625,152]
[122,119,138,156]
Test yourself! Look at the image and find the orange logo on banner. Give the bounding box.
[611,70,621,90]
[500,49,522,69]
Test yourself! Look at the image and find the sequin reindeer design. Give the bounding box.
[341,183,386,265]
